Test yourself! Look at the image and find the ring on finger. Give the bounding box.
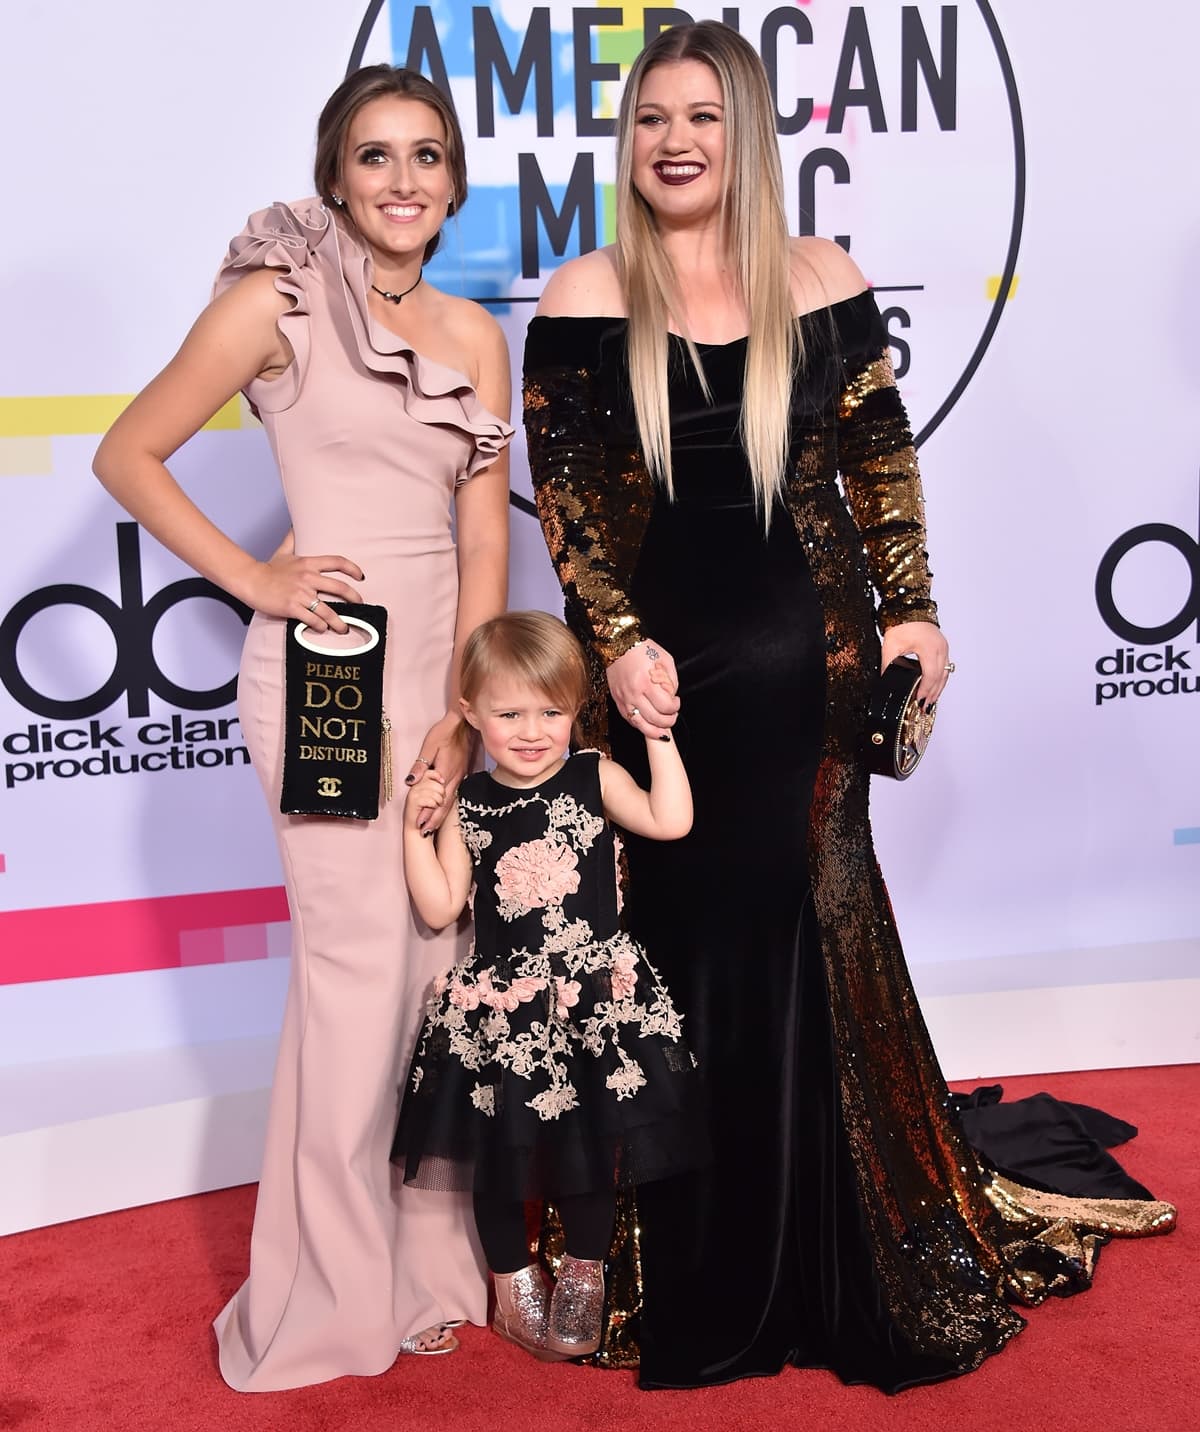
[944,662,956,673]
[413,756,432,768]
[628,705,640,719]
[306,598,320,614]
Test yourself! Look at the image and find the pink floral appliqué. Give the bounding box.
[610,948,639,1001]
[494,837,580,919]
[475,969,517,1012]
[476,969,548,1013]
[448,978,480,1011]
[553,976,581,1019]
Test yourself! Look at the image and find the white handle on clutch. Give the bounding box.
[292,613,380,656]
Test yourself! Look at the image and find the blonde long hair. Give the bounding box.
[616,22,800,522]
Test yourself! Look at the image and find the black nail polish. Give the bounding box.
[659,734,671,742]
[422,828,434,838]
[404,774,416,785]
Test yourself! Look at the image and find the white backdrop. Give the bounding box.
[1,1,1197,1231]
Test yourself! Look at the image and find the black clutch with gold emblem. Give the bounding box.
[864,655,935,780]
[280,601,390,818]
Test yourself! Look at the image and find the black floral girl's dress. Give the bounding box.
[392,751,706,1200]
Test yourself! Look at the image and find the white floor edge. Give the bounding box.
[921,976,1200,1080]
[2,978,1196,1236]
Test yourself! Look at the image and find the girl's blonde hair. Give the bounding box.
[461,611,589,717]
[616,21,800,524]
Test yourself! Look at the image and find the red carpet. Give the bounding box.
[1,1066,1195,1432]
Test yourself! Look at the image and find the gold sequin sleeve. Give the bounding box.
[523,320,649,668]
[837,347,940,632]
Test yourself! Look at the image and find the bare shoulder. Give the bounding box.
[535,248,625,318]
[437,291,507,357]
[595,751,618,798]
[789,236,868,314]
[426,289,506,366]
[428,291,510,395]
[595,751,633,786]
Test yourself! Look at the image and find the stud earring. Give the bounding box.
[332,195,345,208]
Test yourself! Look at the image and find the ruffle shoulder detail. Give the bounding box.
[213,198,329,415]
[357,309,514,484]
[214,200,514,476]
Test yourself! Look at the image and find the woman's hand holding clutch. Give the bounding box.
[880,621,951,706]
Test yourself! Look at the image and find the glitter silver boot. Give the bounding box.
[545,1254,605,1358]
[492,1264,561,1360]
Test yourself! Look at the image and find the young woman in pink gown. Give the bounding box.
[93,67,513,1391]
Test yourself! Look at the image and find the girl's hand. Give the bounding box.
[607,640,680,737]
[406,712,473,828]
[404,770,447,834]
[240,551,365,634]
[880,621,952,706]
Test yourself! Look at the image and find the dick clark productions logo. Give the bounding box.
[0,524,252,788]
[1093,486,1200,706]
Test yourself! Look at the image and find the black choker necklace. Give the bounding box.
[370,275,422,304]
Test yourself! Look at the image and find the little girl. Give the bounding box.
[392,610,704,1360]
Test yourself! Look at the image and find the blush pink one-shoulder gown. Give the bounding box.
[210,199,512,1392]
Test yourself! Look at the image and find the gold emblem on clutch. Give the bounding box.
[865,655,936,780]
[896,698,936,776]
[317,775,343,798]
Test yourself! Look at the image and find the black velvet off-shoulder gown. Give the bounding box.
[523,294,1174,1393]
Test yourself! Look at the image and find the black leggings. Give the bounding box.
[473,1189,616,1275]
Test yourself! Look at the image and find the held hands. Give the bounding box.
[607,640,680,737]
[404,769,447,839]
[880,621,952,706]
[240,545,365,635]
[405,712,472,830]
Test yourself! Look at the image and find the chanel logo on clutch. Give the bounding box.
[316,775,343,798]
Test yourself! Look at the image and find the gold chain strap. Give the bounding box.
[381,711,393,804]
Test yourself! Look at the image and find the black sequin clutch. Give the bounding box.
[865,656,935,780]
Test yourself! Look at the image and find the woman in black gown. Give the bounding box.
[523,21,1174,1393]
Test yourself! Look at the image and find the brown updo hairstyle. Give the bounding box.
[461,612,590,743]
[313,65,468,264]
